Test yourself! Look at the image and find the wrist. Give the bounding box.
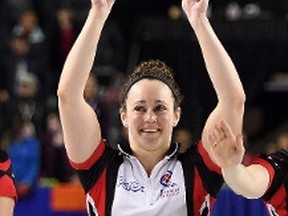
[221,163,243,172]
[89,7,110,22]
[189,15,209,32]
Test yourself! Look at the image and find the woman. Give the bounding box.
[0,150,17,216]
[207,120,288,216]
[57,0,245,215]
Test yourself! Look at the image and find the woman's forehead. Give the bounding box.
[127,79,173,99]
[129,99,169,106]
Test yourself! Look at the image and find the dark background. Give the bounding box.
[1,0,288,151]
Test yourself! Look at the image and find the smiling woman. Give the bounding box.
[119,63,182,173]
[57,0,245,215]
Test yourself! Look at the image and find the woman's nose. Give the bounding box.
[144,111,157,123]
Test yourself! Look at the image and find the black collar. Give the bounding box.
[116,142,180,160]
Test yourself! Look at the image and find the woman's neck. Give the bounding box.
[133,149,166,176]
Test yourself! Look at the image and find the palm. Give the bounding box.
[211,137,244,168]
[91,0,115,12]
[182,0,208,20]
[207,120,245,168]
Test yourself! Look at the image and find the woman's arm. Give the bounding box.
[57,0,115,163]
[182,0,245,152]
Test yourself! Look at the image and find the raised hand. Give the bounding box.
[182,0,209,24]
[90,0,115,17]
[208,120,245,168]
[91,0,115,7]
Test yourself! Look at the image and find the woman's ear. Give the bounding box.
[173,107,181,127]
[119,108,127,128]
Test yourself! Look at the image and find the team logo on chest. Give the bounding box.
[159,170,180,198]
[117,176,145,193]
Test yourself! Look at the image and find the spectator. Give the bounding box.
[47,6,79,94]
[7,120,41,199]
[40,112,76,183]
[4,73,46,138]
[84,72,110,139]
[11,10,45,45]
[1,33,51,98]
[6,10,52,97]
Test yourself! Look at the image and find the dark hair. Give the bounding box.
[120,59,183,110]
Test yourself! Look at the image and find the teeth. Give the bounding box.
[143,129,157,132]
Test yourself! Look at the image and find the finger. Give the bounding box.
[210,128,221,146]
[182,0,190,11]
[219,119,234,141]
[91,0,102,3]
[208,133,220,151]
[208,134,215,147]
[215,121,226,140]
[108,0,116,6]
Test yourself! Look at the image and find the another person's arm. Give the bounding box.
[208,119,270,198]
[182,0,245,152]
[57,0,115,163]
[0,197,15,216]
[0,150,17,216]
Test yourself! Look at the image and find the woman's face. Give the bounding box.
[120,79,180,156]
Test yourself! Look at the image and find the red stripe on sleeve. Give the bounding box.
[197,140,221,174]
[0,160,11,171]
[91,169,107,216]
[251,157,275,189]
[70,139,106,170]
[0,176,17,200]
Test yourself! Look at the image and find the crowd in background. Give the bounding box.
[0,0,288,200]
[0,0,127,199]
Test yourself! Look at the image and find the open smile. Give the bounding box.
[141,128,160,133]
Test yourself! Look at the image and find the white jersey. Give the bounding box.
[111,155,187,216]
[70,139,223,216]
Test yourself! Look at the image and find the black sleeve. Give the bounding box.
[260,149,288,201]
[75,144,121,193]
[0,150,9,162]
[0,150,14,181]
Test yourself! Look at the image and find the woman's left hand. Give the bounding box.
[182,0,209,23]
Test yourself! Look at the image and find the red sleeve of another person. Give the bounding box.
[0,150,17,200]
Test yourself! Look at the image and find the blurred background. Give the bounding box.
[1,0,288,215]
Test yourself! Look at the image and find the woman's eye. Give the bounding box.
[155,105,166,112]
[134,106,145,112]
